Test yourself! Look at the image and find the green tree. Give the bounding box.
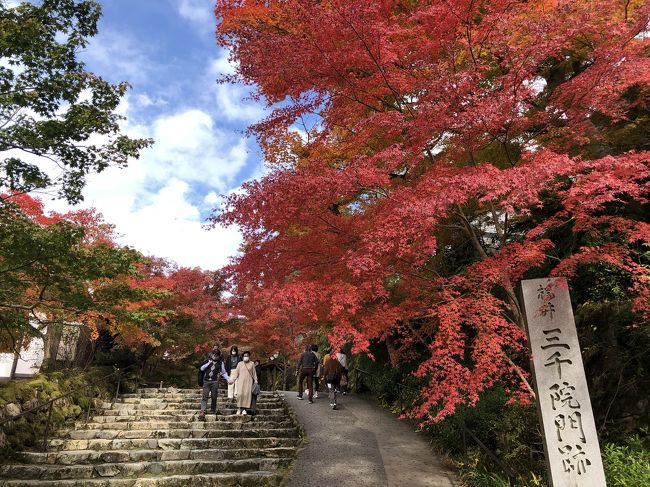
[0,194,174,377]
[0,0,151,203]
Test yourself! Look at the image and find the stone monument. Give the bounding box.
[521,277,607,487]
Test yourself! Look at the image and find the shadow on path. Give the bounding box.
[283,391,461,487]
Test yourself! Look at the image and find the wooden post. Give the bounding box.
[283,362,287,391]
[43,401,54,451]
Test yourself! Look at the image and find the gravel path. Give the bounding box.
[282,391,461,487]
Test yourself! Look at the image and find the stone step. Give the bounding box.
[101,401,283,410]
[118,394,280,402]
[86,413,289,423]
[93,405,284,416]
[137,388,280,395]
[113,398,282,406]
[0,389,299,486]
[47,436,301,452]
[61,427,299,440]
[18,446,298,465]
[0,471,282,486]
[118,392,278,399]
[73,419,293,431]
[0,457,292,480]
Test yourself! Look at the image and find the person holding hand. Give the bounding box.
[197,349,229,421]
[228,351,258,415]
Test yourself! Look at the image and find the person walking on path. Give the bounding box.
[197,349,229,421]
[228,350,258,415]
[322,352,344,409]
[322,348,331,365]
[336,348,349,394]
[225,346,241,402]
[296,344,318,403]
[311,344,322,399]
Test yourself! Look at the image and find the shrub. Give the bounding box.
[603,435,650,487]
[0,369,116,456]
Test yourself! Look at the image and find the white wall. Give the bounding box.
[0,336,44,379]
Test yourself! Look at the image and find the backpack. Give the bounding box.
[310,352,321,377]
[305,351,319,369]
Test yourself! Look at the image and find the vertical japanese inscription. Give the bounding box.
[521,278,606,487]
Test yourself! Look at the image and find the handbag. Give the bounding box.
[246,363,260,396]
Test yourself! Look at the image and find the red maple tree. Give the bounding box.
[213,0,650,421]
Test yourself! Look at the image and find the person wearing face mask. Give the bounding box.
[227,351,258,415]
[197,348,229,421]
[225,346,241,402]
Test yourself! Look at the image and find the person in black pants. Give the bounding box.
[322,353,344,409]
[296,344,318,403]
[254,360,262,387]
[225,346,241,402]
[311,344,322,399]
[198,349,229,420]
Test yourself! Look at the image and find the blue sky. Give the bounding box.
[48,0,269,270]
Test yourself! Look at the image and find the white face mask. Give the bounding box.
[243,356,250,362]
[231,351,237,355]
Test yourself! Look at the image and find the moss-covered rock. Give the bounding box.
[0,369,115,458]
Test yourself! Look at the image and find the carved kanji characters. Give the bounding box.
[549,382,581,411]
[554,411,586,443]
[559,444,592,475]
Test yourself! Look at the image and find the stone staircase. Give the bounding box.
[0,388,301,486]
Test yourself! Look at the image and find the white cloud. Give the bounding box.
[203,191,220,205]
[177,0,214,25]
[102,178,241,270]
[3,5,261,271]
[81,29,153,85]
[208,51,267,122]
[136,94,167,108]
[147,109,249,190]
[215,83,267,122]
[40,98,249,270]
[209,53,237,78]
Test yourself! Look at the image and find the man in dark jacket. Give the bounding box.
[198,349,229,420]
[296,344,318,403]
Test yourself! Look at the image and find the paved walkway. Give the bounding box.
[282,391,461,487]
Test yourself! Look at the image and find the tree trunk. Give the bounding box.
[385,335,398,366]
[9,336,23,379]
[9,351,19,379]
[41,324,60,372]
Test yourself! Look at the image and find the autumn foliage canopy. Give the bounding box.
[214,0,650,421]
[0,193,228,361]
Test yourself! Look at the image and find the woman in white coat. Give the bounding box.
[228,351,258,415]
